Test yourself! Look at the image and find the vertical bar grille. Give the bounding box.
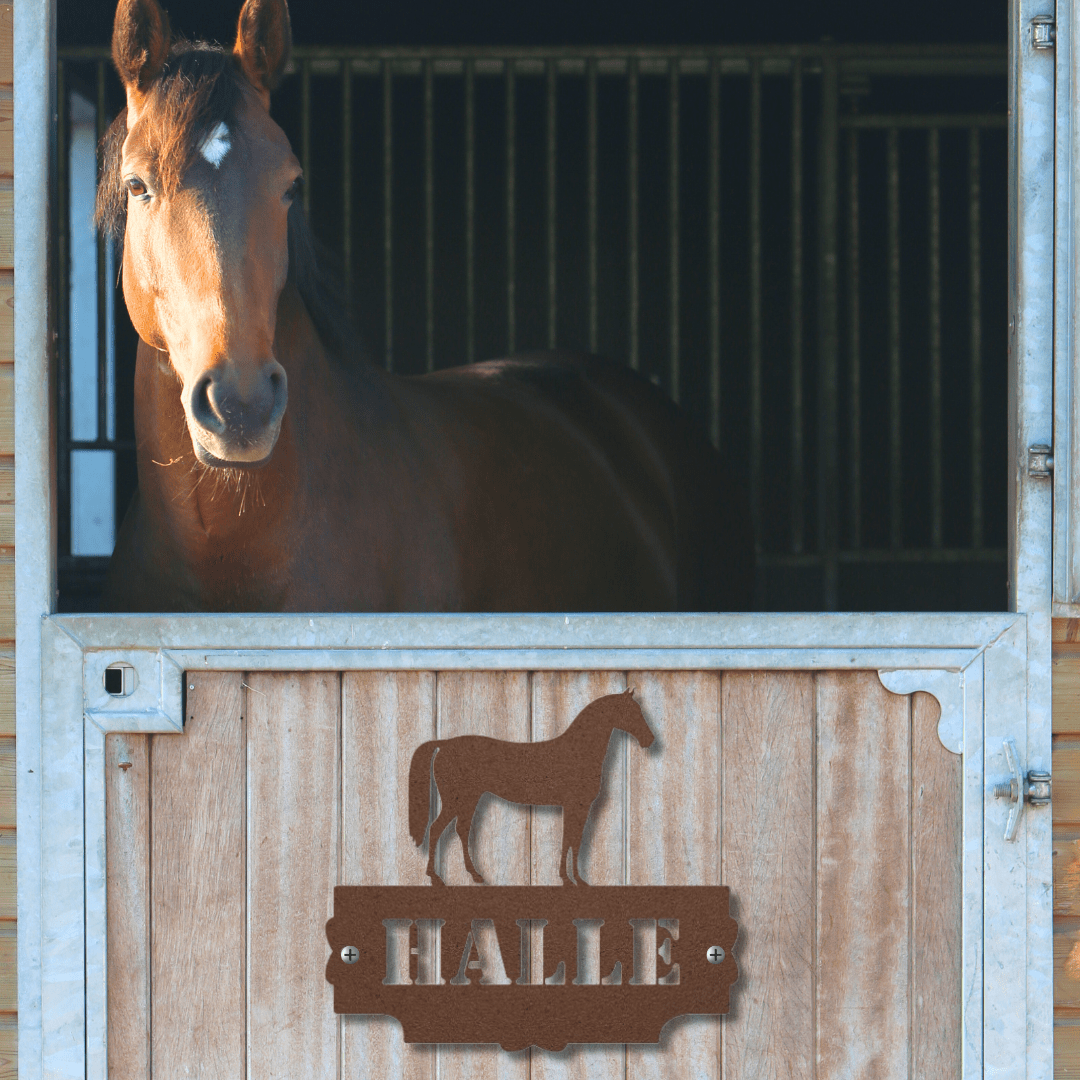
[708,59,721,451]
[888,126,902,551]
[55,45,1009,608]
[749,60,763,555]
[546,59,558,350]
[847,126,861,550]
[791,61,805,554]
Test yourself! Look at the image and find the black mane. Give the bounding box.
[95,39,363,366]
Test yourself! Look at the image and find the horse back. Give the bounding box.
[412,352,753,611]
[434,733,604,808]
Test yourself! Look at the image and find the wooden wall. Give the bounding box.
[105,669,961,1078]
[1054,619,1080,1075]
[0,6,15,1079]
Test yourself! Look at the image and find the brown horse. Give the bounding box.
[98,0,753,613]
[408,689,654,886]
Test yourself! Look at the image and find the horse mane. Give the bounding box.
[95,39,364,365]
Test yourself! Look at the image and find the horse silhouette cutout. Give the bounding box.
[409,689,655,886]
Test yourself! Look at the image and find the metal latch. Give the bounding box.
[1028,443,1053,478]
[1032,15,1056,48]
[993,737,1051,841]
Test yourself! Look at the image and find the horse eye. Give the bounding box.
[125,177,148,198]
[285,176,303,203]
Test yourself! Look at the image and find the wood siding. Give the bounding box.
[0,5,14,1075]
[1052,619,1080,1074]
[105,669,961,1078]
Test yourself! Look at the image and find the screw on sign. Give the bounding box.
[707,945,725,964]
[341,946,359,965]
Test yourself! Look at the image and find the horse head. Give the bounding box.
[103,0,298,469]
[619,688,655,749]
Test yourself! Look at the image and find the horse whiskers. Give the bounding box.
[151,455,185,467]
[185,462,266,515]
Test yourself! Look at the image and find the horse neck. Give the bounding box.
[561,708,620,755]
[131,281,390,595]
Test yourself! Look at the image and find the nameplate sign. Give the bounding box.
[325,689,740,1049]
[326,885,738,1050]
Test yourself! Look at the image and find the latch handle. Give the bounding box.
[992,737,1051,841]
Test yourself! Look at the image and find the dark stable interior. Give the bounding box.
[56,0,1010,613]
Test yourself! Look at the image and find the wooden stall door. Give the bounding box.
[105,669,960,1079]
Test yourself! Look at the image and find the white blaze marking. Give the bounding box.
[199,122,231,168]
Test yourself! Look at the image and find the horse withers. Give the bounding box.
[99,0,754,613]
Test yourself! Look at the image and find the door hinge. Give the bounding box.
[993,737,1051,841]
[1028,443,1053,477]
[1033,14,1056,49]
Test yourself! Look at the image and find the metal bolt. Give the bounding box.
[341,945,359,964]
[189,684,195,691]
[1027,444,1053,478]
[1032,14,1056,48]
[706,945,725,964]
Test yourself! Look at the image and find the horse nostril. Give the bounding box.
[267,363,288,424]
[191,374,226,435]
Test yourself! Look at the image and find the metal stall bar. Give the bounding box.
[929,127,943,548]
[506,62,516,356]
[342,59,353,300]
[547,58,558,349]
[425,60,434,371]
[888,126,902,551]
[791,59,805,554]
[95,61,108,445]
[57,61,70,559]
[669,60,681,402]
[301,58,311,216]
[708,58,721,450]
[465,58,476,364]
[383,60,393,371]
[587,58,598,353]
[847,124,861,550]
[970,126,983,549]
[627,56,639,371]
[749,59,762,563]
[817,57,840,608]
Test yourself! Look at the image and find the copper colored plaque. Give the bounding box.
[326,885,739,1050]
[327,691,739,1048]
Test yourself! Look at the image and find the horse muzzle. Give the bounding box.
[184,359,288,469]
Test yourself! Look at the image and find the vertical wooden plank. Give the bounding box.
[436,671,530,1080]
[720,671,814,1077]
[342,670,437,1080]
[247,673,341,1079]
[911,690,962,1075]
[105,734,150,1080]
[151,672,245,1078]
[0,1019,13,1080]
[0,831,11,918]
[530,671,627,1080]
[626,671,721,1080]
[815,671,910,1077]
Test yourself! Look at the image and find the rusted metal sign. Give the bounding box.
[326,885,738,1050]
[325,690,739,1048]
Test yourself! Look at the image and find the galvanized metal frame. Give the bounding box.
[1055,0,1080,614]
[15,6,1055,1080]
[38,610,1043,1080]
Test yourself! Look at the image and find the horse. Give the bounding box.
[98,0,754,613]
[408,689,654,886]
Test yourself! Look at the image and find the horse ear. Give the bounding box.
[233,0,292,102]
[111,0,171,116]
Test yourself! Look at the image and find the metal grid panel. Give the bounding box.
[55,43,1007,610]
